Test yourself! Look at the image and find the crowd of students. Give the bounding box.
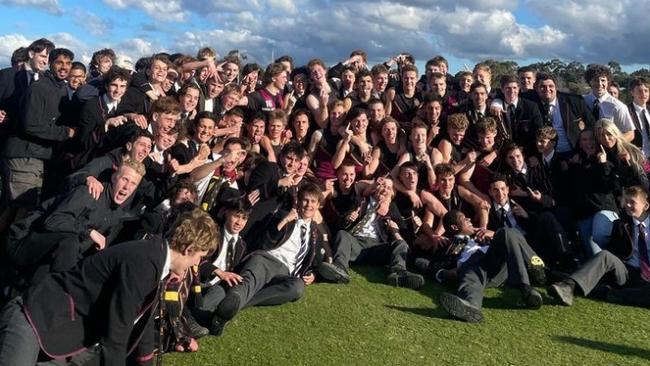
[0,37,649,365]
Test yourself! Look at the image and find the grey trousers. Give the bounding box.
[570,251,629,295]
[457,228,537,309]
[333,230,408,272]
[228,252,305,312]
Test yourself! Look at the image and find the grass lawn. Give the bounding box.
[165,266,650,366]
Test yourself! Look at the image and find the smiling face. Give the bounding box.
[30,48,50,71]
[373,72,388,92]
[310,64,326,84]
[437,173,455,195]
[155,131,178,151]
[506,148,525,172]
[624,193,649,219]
[536,79,557,103]
[430,77,446,97]
[402,71,417,93]
[225,210,249,235]
[448,127,466,145]
[489,180,509,206]
[351,112,369,135]
[106,78,128,102]
[590,76,609,98]
[180,88,200,112]
[478,131,496,151]
[410,126,427,147]
[195,118,215,143]
[148,59,168,84]
[425,100,442,123]
[337,164,356,190]
[268,118,285,139]
[67,68,86,90]
[597,127,617,149]
[368,102,385,124]
[519,71,535,91]
[50,54,72,81]
[111,165,143,205]
[127,136,153,162]
[298,192,320,220]
[471,86,488,108]
[153,112,178,134]
[223,62,239,83]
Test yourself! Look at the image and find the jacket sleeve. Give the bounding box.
[101,258,158,366]
[21,82,71,142]
[65,155,114,188]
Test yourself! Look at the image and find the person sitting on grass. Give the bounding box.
[211,183,330,336]
[318,177,425,289]
[548,186,650,308]
[438,208,547,323]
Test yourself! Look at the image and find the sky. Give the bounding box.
[0,0,649,74]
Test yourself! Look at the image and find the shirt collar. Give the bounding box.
[633,216,650,228]
[161,242,172,281]
[543,149,555,164]
[634,102,647,113]
[223,229,239,245]
[494,201,511,212]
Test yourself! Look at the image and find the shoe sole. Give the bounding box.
[387,273,425,289]
[319,263,350,284]
[439,292,483,323]
[548,284,573,306]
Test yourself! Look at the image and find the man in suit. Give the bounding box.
[549,186,650,308]
[627,77,650,158]
[318,177,425,288]
[487,173,573,270]
[498,75,543,156]
[198,75,224,113]
[169,111,216,169]
[177,83,200,129]
[242,141,306,244]
[439,209,546,323]
[0,208,218,365]
[535,72,595,158]
[457,81,490,150]
[211,183,328,336]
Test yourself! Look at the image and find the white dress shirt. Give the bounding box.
[583,92,635,133]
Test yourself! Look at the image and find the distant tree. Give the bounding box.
[478,59,518,89]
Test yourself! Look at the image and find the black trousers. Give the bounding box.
[7,231,87,284]
[457,228,537,309]
[333,230,408,272]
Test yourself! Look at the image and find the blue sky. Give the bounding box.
[1,0,648,73]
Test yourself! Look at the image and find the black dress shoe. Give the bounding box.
[216,289,243,321]
[548,279,575,306]
[386,270,424,289]
[318,262,350,284]
[209,314,228,337]
[185,313,209,339]
[521,286,543,309]
[439,292,483,323]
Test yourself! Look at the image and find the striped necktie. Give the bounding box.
[292,224,309,276]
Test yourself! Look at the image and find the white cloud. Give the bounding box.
[102,0,188,21]
[0,0,62,14]
[72,9,112,36]
[0,33,30,67]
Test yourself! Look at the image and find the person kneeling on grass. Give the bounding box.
[438,210,546,323]
[318,177,425,289]
[211,183,331,336]
[0,208,218,366]
[548,186,650,308]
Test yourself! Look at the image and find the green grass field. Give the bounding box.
[165,266,650,366]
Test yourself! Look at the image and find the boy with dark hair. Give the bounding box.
[438,206,546,323]
[211,183,328,336]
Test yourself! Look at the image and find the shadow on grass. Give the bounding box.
[383,304,452,320]
[554,336,650,361]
